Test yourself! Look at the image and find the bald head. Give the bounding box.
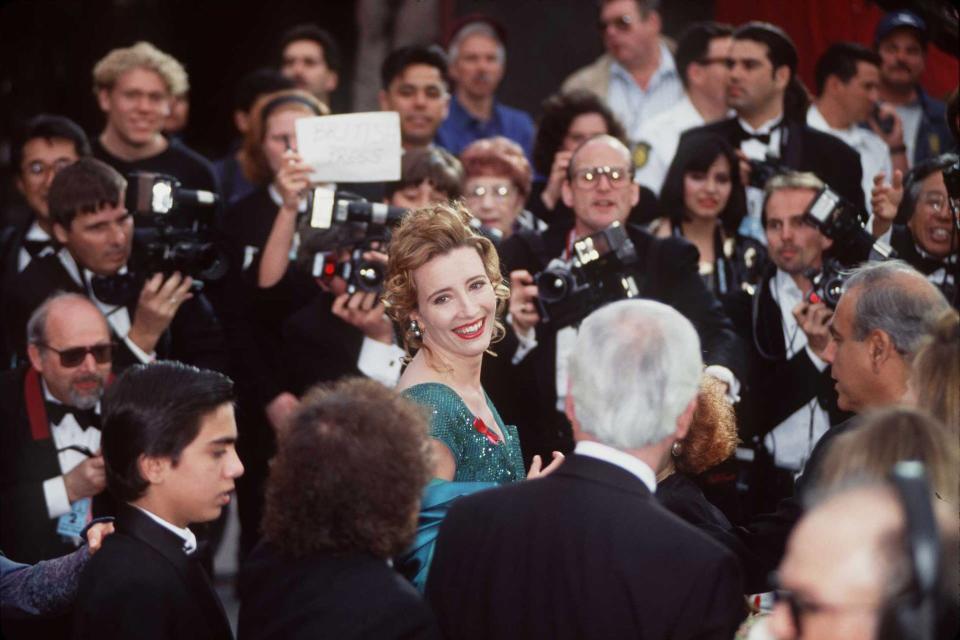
[27,293,112,408]
[568,134,632,177]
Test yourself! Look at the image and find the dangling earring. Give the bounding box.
[409,319,422,339]
[671,441,682,457]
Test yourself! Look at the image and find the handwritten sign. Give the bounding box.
[295,112,402,183]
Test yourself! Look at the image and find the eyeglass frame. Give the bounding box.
[567,165,632,190]
[35,342,115,368]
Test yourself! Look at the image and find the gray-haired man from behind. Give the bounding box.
[425,299,745,640]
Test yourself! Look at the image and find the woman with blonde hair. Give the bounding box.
[908,309,959,434]
[383,201,562,589]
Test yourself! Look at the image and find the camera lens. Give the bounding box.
[355,260,384,292]
[537,269,572,303]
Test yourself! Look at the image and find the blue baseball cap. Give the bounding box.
[874,10,928,47]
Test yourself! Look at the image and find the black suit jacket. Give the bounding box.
[425,454,745,640]
[3,253,228,373]
[723,267,849,443]
[680,118,867,214]
[73,502,233,640]
[486,222,744,462]
[237,542,438,640]
[0,366,114,564]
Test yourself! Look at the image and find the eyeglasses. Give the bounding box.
[38,342,114,367]
[571,166,631,190]
[919,193,947,213]
[466,184,514,200]
[770,573,879,635]
[23,158,73,179]
[597,14,633,32]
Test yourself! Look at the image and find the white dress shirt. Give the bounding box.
[40,383,102,519]
[56,250,155,363]
[134,505,197,553]
[806,105,892,219]
[607,43,684,144]
[764,269,830,471]
[574,440,657,493]
[18,222,55,272]
[738,116,784,244]
[634,95,706,195]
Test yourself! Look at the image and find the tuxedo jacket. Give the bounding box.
[425,454,745,640]
[680,118,867,214]
[723,267,850,443]
[486,222,745,463]
[73,503,233,640]
[237,543,438,640]
[0,366,115,564]
[2,253,229,374]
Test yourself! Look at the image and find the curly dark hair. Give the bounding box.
[261,378,433,559]
[531,90,627,177]
[674,376,738,475]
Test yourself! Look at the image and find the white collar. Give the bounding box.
[574,440,657,493]
[773,268,804,299]
[56,248,128,292]
[133,505,197,553]
[26,221,51,241]
[40,379,101,414]
[610,41,677,85]
[738,114,783,135]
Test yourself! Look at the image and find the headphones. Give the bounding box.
[877,461,944,640]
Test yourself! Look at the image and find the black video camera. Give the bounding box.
[92,173,224,306]
[534,222,640,329]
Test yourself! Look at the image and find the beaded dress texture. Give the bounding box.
[402,382,525,484]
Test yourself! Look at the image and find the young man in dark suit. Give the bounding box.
[427,299,745,640]
[73,361,243,640]
[679,22,866,241]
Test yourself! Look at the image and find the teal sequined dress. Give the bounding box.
[402,382,525,483]
[398,382,525,590]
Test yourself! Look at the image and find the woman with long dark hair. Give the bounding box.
[652,130,766,297]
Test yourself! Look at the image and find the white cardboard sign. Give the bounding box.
[295,111,402,183]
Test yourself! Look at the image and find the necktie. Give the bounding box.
[736,124,773,146]
[45,402,100,430]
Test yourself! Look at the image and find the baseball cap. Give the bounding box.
[874,10,928,47]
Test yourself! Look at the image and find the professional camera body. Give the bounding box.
[748,154,786,189]
[534,222,640,329]
[804,184,894,266]
[805,258,847,309]
[92,172,223,306]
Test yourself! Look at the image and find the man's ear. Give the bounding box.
[324,71,339,94]
[27,343,44,373]
[52,221,70,245]
[867,329,896,371]
[138,454,171,486]
[674,396,697,442]
[378,90,391,112]
[560,179,574,208]
[96,88,112,114]
[773,66,791,91]
[628,181,640,208]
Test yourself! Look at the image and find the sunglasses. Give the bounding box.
[598,14,633,32]
[39,342,114,367]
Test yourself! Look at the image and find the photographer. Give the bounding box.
[723,172,850,514]
[679,22,865,241]
[3,158,227,374]
[871,153,958,307]
[487,134,744,465]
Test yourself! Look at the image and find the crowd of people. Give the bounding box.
[1,2,958,639]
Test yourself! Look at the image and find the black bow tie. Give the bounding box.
[736,124,776,146]
[23,239,55,259]
[45,402,100,430]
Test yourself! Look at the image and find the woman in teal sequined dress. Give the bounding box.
[383,202,563,589]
